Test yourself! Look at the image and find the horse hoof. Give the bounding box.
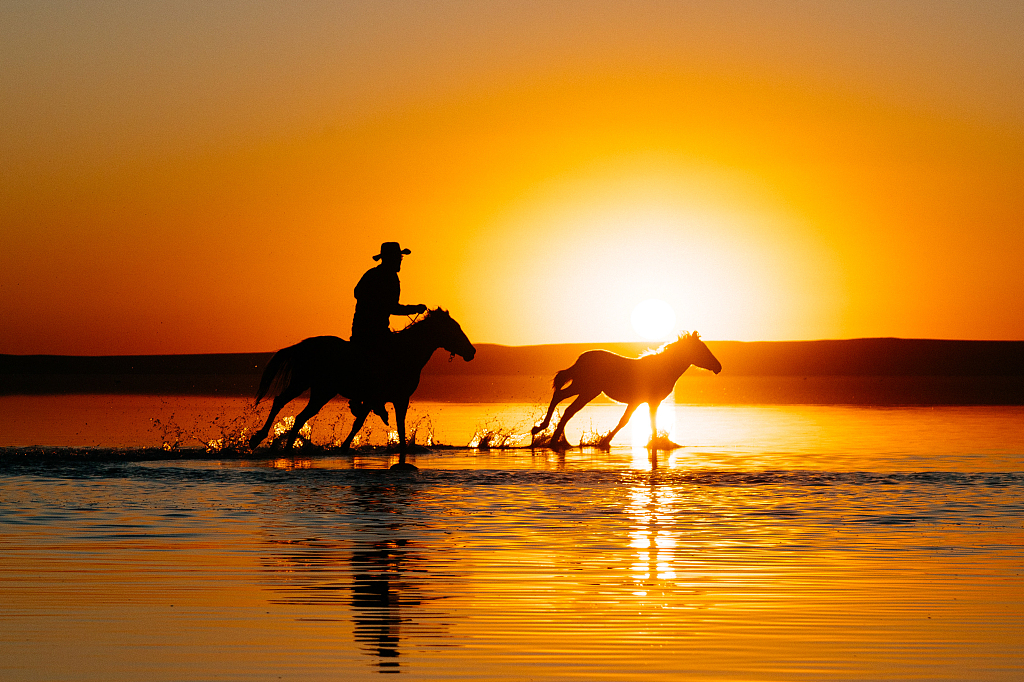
[389,461,418,473]
[554,435,574,451]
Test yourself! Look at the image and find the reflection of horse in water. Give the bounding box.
[256,480,445,672]
[532,332,722,449]
[249,309,475,465]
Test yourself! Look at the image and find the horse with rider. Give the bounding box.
[248,242,475,469]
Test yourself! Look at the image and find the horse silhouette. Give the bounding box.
[531,332,721,449]
[249,309,475,467]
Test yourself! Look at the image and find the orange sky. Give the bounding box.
[2,1,1022,354]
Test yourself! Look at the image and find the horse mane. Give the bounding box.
[639,332,693,358]
[395,307,447,335]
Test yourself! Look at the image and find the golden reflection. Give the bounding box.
[269,457,314,470]
[629,444,654,471]
[627,485,680,595]
[351,454,393,470]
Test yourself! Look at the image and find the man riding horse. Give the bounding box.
[351,242,427,422]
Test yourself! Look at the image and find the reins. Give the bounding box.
[403,310,457,362]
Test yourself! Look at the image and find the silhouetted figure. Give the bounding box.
[351,242,427,424]
[532,332,722,450]
[249,309,475,469]
[352,242,427,340]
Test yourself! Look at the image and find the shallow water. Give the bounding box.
[1,398,1022,680]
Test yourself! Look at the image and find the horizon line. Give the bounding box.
[3,336,1024,359]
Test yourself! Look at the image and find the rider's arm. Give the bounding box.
[389,274,425,315]
[393,303,427,315]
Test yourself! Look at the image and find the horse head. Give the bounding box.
[684,329,724,372]
[670,331,722,374]
[423,308,476,361]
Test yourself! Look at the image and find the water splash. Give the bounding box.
[470,415,533,449]
[527,408,564,449]
[150,415,186,451]
[150,402,269,454]
[407,415,435,447]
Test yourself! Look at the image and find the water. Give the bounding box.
[1,396,1023,680]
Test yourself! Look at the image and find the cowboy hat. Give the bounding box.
[372,242,411,260]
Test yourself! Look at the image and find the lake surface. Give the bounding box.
[1,396,1022,680]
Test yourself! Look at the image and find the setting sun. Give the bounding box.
[631,299,676,341]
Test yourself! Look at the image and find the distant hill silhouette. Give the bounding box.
[0,352,270,396]
[422,338,1024,377]
[2,338,1022,404]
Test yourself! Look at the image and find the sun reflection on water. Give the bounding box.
[627,485,680,595]
[269,457,314,470]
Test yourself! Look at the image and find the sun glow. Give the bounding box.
[460,167,841,344]
[631,299,677,341]
[629,399,678,469]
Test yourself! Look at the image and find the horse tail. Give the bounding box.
[553,366,574,391]
[254,348,294,405]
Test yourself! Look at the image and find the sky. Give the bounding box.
[2,1,1022,355]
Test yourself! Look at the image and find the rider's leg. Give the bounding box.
[352,337,390,426]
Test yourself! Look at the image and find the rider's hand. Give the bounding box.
[415,304,428,314]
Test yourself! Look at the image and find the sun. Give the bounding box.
[631,299,677,341]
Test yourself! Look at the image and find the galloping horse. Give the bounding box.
[248,309,475,465]
[531,332,721,449]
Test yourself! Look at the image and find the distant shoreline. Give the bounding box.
[2,339,1022,404]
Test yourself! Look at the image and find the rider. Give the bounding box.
[350,242,427,423]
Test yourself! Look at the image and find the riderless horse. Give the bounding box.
[249,309,475,467]
[532,332,721,449]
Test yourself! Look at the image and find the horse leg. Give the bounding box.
[549,391,599,449]
[597,402,641,449]
[394,399,409,465]
[340,405,371,450]
[648,401,661,447]
[532,386,576,435]
[249,381,306,449]
[284,387,334,449]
